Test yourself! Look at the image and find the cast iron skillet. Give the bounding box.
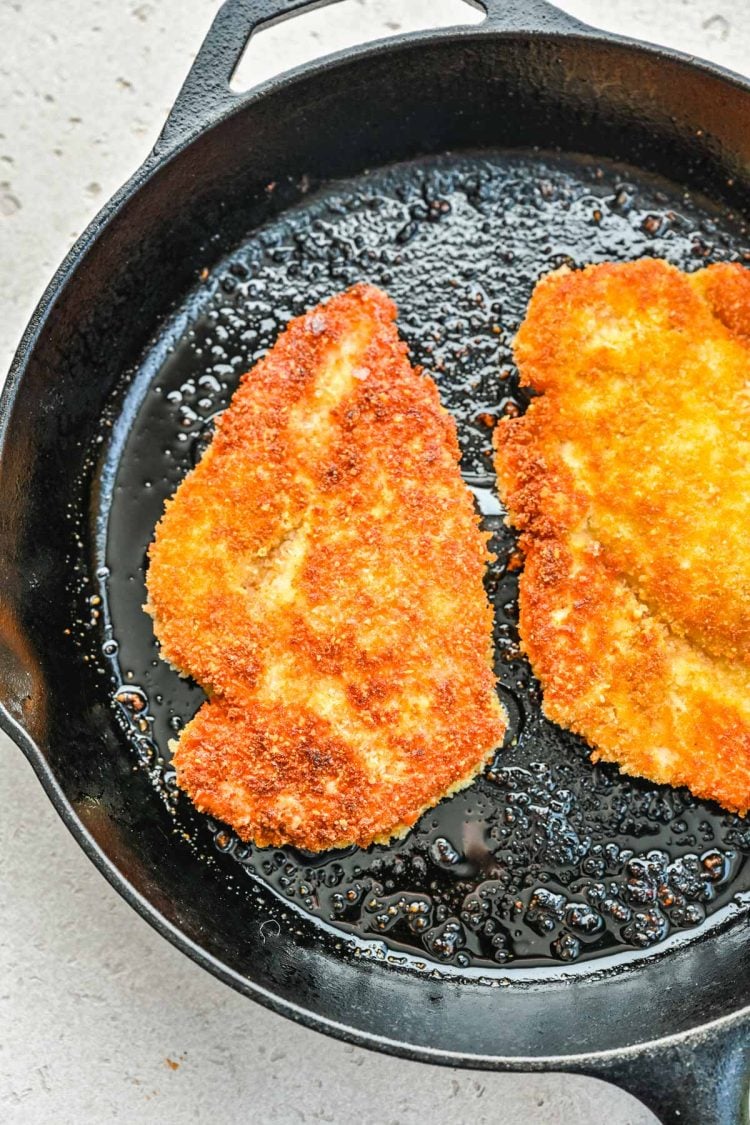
[3,1,750,1120]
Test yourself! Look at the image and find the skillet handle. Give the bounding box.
[577,1018,750,1125]
[154,0,588,154]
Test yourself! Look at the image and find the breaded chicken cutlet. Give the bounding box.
[495,258,750,814]
[147,283,505,851]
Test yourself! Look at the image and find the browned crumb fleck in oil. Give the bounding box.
[114,687,147,712]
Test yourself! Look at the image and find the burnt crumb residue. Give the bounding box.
[92,149,750,971]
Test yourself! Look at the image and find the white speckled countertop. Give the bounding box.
[0,2,745,1121]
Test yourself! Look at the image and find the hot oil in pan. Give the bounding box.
[98,151,750,970]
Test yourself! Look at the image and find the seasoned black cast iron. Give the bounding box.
[3,1,750,1121]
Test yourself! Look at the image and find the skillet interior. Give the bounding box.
[102,148,750,973]
[4,27,750,1061]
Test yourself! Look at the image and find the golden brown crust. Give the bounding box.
[147,283,505,849]
[494,258,750,814]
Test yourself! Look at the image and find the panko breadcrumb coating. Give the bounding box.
[495,259,750,814]
[147,283,505,850]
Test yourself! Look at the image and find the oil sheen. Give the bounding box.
[93,150,750,971]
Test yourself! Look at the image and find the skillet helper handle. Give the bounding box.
[580,1019,750,1125]
[155,0,342,152]
[155,0,589,153]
